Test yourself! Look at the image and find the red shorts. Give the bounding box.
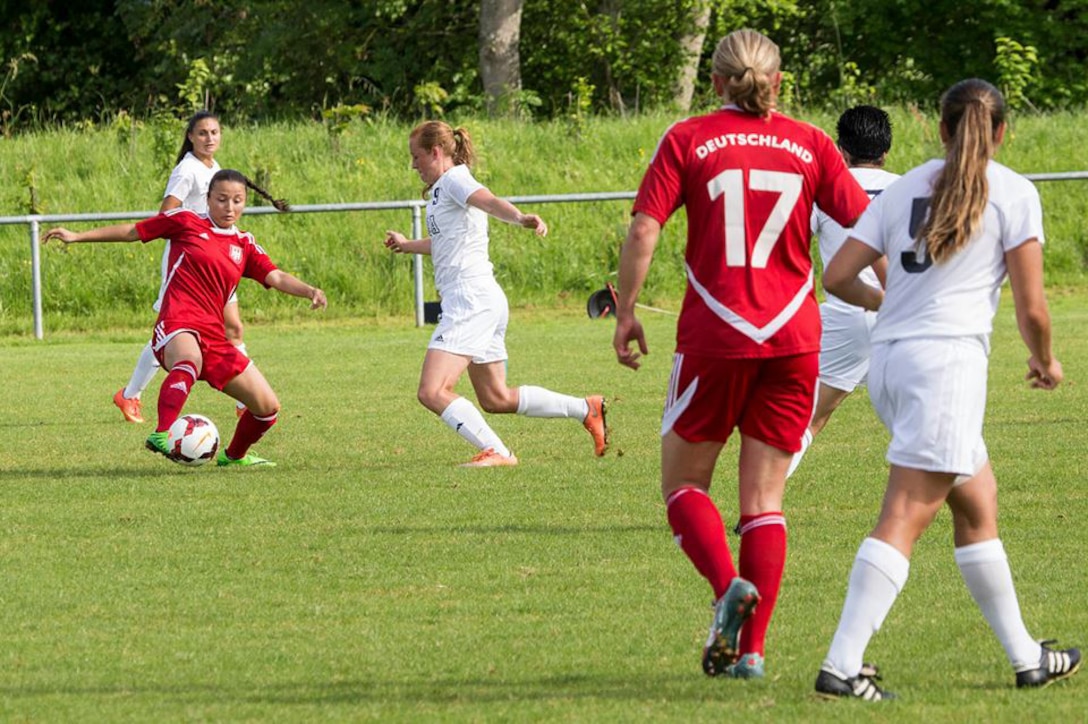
[662,351,818,452]
[152,321,251,390]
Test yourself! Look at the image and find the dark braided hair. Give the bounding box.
[176,110,219,165]
[208,169,290,212]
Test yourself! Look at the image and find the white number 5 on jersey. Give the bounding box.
[707,169,804,268]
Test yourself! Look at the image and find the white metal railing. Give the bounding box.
[0,192,636,339]
[1,175,1084,339]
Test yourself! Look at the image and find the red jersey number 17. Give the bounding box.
[707,169,804,269]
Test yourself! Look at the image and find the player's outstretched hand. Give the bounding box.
[1026,356,1062,390]
[519,214,548,237]
[384,230,408,253]
[43,227,79,245]
[309,288,328,310]
[613,314,648,370]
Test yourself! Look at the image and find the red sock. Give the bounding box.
[737,512,787,656]
[226,410,278,459]
[155,362,198,432]
[666,487,737,600]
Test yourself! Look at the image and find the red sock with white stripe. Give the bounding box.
[155,362,198,432]
[226,409,278,459]
[665,486,736,600]
[737,511,787,656]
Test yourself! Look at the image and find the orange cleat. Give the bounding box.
[583,395,609,456]
[459,448,519,468]
[113,388,145,424]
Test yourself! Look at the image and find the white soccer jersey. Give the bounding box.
[163,152,220,214]
[813,166,900,311]
[426,164,494,296]
[154,153,221,310]
[852,159,1044,349]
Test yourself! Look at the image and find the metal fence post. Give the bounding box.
[411,203,424,327]
[29,218,43,340]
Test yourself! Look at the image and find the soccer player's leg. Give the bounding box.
[146,332,203,457]
[224,293,248,418]
[219,362,280,467]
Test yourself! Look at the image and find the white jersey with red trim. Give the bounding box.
[136,209,277,340]
[851,159,1044,349]
[634,107,870,358]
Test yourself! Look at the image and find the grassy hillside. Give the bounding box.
[2,109,1086,336]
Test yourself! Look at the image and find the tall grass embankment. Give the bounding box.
[2,110,1086,336]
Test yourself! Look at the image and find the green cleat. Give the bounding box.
[217,450,276,467]
[145,430,171,457]
[725,652,765,679]
[702,577,760,676]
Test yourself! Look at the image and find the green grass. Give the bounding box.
[0,294,1085,720]
[3,110,1088,337]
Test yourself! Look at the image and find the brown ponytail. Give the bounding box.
[409,121,477,196]
[918,79,1005,263]
[208,169,290,212]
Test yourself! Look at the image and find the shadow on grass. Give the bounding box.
[0,466,205,481]
[368,523,660,535]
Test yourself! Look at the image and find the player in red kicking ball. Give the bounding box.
[45,169,326,467]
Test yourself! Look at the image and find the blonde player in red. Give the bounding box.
[613,29,870,679]
[45,170,326,467]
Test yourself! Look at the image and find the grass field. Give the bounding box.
[1,297,1086,721]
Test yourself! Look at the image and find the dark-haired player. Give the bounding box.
[788,105,899,477]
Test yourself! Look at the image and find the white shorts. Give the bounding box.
[428,277,508,364]
[869,337,989,477]
[819,300,876,393]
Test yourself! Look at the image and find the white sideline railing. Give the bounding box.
[0,176,1083,339]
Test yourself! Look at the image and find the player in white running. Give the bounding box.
[112,111,287,424]
[787,106,899,477]
[384,121,608,467]
[814,79,1079,700]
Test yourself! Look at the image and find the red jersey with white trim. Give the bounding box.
[634,107,870,358]
[135,209,277,339]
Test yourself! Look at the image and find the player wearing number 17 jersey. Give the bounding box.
[613,29,870,680]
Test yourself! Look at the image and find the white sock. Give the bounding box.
[440,397,511,457]
[955,539,1041,671]
[123,341,161,399]
[786,428,814,479]
[516,385,589,419]
[233,343,249,408]
[825,537,910,678]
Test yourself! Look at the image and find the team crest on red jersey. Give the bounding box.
[229,245,243,265]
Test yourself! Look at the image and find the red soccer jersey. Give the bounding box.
[634,108,870,358]
[136,209,277,340]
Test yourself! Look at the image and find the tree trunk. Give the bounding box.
[673,0,712,112]
[479,0,523,116]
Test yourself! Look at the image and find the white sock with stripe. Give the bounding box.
[440,397,511,457]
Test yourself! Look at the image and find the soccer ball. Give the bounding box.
[166,414,220,466]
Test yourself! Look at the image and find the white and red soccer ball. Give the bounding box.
[166,414,220,466]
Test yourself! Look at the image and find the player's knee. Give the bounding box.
[225,320,244,344]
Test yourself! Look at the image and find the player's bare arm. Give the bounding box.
[613,212,660,370]
[384,231,432,255]
[1005,238,1061,389]
[823,237,884,311]
[43,224,141,245]
[264,270,328,310]
[467,189,548,236]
